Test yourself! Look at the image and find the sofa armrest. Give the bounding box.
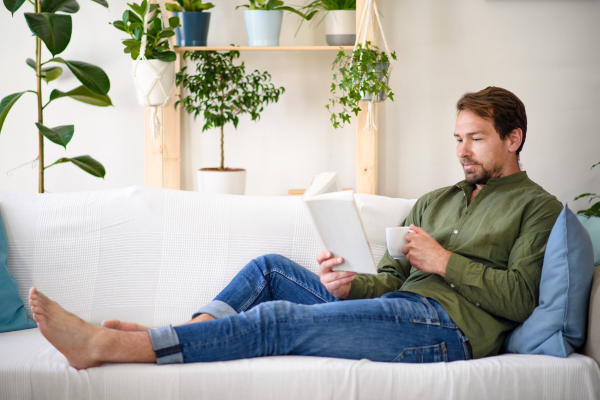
[584,265,600,365]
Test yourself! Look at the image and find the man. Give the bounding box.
[29,87,563,369]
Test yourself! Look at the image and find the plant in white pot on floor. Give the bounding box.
[176,50,285,194]
[300,0,356,46]
[236,0,317,46]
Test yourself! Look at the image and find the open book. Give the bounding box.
[302,172,378,275]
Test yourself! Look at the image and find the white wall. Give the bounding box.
[1,0,599,211]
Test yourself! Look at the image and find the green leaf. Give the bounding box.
[152,50,176,62]
[48,155,106,178]
[165,3,182,12]
[35,123,74,149]
[24,12,72,56]
[4,0,26,15]
[48,85,112,107]
[26,58,64,83]
[49,58,110,95]
[0,92,28,134]
[90,0,108,8]
[159,29,175,38]
[41,0,80,13]
[169,16,180,28]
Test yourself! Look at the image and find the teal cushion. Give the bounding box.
[0,211,37,333]
[576,214,600,266]
[503,204,594,357]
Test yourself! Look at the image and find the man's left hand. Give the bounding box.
[402,224,452,277]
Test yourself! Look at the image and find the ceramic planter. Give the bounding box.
[325,10,356,46]
[243,10,283,47]
[132,59,175,106]
[173,12,211,47]
[360,62,389,102]
[198,168,247,195]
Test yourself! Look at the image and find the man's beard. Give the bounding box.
[461,159,503,185]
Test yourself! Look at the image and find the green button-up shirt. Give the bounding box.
[346,172,563,359]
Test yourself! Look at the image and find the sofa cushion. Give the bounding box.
[576,214,600,266]
[0,211,36,333]
[503,205,594,357]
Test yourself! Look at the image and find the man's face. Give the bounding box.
[454,110,512,186]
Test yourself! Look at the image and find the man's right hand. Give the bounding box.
[317,251,356,300]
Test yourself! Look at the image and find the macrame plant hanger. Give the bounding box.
[132,0,175,139]
[355,0,394,131]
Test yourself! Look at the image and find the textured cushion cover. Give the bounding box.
[0,211,36,333]
[576,214,600,266]
[504,205,595,357]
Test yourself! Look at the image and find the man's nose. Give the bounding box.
[457,142,472,158]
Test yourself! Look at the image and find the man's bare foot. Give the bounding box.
[29,287,156,369]
[101,319,149,332]
[29,287,106,369]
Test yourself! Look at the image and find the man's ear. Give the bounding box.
[507,128,523,153]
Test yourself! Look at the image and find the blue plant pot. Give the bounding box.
[243,10,283,47]
[173,12,211,47]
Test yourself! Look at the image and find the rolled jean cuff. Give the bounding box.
[148,325,184,365]
[192,300,238,319]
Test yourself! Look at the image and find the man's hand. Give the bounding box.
[317,251,356,299]
[402,225,452,277]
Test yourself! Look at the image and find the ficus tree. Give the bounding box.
[1,0,111,193]
[175,50,285,170]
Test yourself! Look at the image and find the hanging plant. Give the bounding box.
[326,41,396,129]
[0,0,110,193]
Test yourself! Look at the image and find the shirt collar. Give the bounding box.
[455,171,528,190]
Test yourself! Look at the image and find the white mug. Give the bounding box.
[386,227,414,259]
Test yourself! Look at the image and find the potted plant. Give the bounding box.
[236,0,317,46]
[300,0,356,46]
[111,1,180,108]
[575,162,600,217]
[175,50,285,194]
[165,0,215,47]
[326,41,396,129]
[1,0,110,193]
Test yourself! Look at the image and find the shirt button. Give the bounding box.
[453,230,458,234]
[476,303,480,307]
[450,284,455,288]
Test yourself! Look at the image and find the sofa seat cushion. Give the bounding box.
[1,328,598,400]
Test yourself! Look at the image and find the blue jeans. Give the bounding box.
[148,254,472,364]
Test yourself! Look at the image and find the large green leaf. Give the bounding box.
[4,0,26,15]
[41,0,80,13]
[49,85,112,107]
[35,123,74,149]
[90,0,108,8]
[0,92,28,134]
[26,58,64,83]
[49,58,110,95]
[48,155,106,178]
[24,13,72,56]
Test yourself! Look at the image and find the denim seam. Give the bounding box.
[267,270,331,302]
[155,344,183,358]
[391,342,448,363]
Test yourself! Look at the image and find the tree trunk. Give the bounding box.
[36,0,44,193]
[220,125,224,170]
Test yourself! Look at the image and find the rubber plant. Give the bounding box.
[327,41,396,129]
[175,50,285,170]
[165,0,214,12]
[0,0,111,193]
[111,1,180,62]
[574,161,600,217]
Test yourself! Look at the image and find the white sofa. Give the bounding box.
[0,186,599,400]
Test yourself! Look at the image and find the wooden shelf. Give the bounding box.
[175,46,353,52]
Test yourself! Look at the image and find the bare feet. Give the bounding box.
[29,287,105,369]
[101,319,149,332]
[29,287,156,369]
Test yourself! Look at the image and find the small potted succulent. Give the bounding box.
[300,0,356,46]
[165,0,215,47]
[236,0,317,46]
[176,50,285,194]
[326,41,396,129]
[111,1,180,109]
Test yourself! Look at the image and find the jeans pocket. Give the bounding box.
[391,342,448,363]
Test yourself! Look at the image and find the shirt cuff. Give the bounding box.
[345,275,368,300]
[444,252,466,291]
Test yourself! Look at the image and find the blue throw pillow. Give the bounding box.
[576,214,600,266]
[503,204,594,357]
[0,211,37,333]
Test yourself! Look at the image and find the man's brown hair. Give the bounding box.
[456,87,527,157]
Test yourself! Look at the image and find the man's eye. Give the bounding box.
[456,139,462,143]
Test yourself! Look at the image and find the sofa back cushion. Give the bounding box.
[0,186,415,329]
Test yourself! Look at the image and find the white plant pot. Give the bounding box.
[243,10,283,46]
[325,10,356,46]
[197,169,247,195]
[132,59,175,107]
